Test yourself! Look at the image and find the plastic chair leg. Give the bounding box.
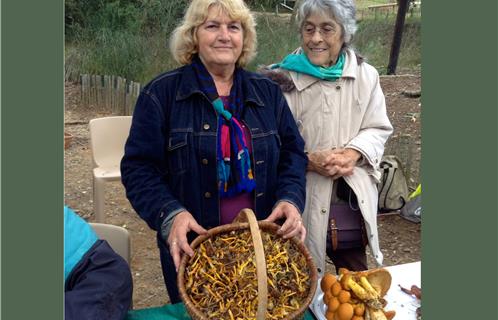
[93,176,106,222]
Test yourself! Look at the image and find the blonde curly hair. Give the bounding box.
[170,0,257,67]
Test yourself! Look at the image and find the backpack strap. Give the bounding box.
[379,160,398,210]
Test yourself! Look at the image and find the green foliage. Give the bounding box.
[246,0,282,11]
[65,1,420,84]
[355,0,392,10]
[65,0,188,82]
[65,0,188,41]
[247,14,301,70]
[139,0,187,32]
[353,16,421,73]
[66,28,179,83]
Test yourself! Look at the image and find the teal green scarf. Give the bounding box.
[273,50,345,81]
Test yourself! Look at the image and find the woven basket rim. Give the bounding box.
[177,220,318,320]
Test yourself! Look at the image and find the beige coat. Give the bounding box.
[282,49,393,275]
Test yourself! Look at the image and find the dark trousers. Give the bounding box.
[326,246,368,273]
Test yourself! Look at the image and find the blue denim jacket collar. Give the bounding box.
[175,63,265,107]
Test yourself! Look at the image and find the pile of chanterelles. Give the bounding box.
[320,268,395,320]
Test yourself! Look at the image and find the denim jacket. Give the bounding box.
[121,63,307,234]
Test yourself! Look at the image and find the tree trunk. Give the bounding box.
[387,0,410,75]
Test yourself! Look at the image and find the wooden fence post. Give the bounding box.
[132,82,140,115]
[78,73,142,115]
[80,74,87,107]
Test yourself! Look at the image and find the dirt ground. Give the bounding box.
[64,72,421,309]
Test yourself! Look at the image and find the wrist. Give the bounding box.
[345,148,362,162]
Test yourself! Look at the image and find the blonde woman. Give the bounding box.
[121,0,307,303]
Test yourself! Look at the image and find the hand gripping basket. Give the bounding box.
[177,209,318,320]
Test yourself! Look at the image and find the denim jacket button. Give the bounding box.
[203,123,210,130]
[202,158,208,165]
[204,192,211,198]
[321,208,327,214]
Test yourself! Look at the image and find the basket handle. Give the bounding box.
[234,209,268,319]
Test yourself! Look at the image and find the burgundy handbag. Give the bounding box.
[327,179,368,251]
[328,203,368,251]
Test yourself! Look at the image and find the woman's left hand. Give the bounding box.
[264,201,306,242]
[323,148,362,180]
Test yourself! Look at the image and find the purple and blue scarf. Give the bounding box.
[192,57,256,198]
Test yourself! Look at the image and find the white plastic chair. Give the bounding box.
[89,116,132,222]
[89,222,131,264]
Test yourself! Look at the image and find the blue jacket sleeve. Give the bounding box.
[120,90,185,231]
[65,240,133,320]
[274,92,308,213]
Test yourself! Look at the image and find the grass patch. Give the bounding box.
[354,16,421,73]
[65,12,420,84]
[66,29,179,84]
[356,0,394,10]
[248,14,301,70]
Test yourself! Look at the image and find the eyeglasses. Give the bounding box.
[302,24,337,37]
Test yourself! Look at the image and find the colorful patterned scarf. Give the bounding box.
[192,57,256,198]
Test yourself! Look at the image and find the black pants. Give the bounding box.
[326,246,368,273]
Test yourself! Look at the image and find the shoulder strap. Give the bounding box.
[378,161,395,209]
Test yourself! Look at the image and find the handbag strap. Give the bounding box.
[329,218,338,251]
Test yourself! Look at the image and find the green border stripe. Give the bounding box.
[2,0,63,319]
[423,0,497,319]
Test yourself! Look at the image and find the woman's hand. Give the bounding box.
[264,201,306,242]
[167,211,208,271]
[323,148,362,180]
[307,150,331,176]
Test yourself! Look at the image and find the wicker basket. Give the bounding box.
[177,209,318,320]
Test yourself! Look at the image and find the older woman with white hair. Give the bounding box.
[121,0,308,303]
[264,0,393,276]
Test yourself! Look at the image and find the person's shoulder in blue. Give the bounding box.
[64,206,133,320]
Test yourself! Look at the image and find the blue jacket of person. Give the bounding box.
[120,62,307,302]
[64,207,133,320]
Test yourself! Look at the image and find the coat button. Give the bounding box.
[203,123,210,130]
[204,192,211,198]
[321,208,327,214]
[202,158,208,165]
[335,85,341,90]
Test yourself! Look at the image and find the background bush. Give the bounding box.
[65,0,420,83]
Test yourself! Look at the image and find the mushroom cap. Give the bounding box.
[361,268,392,297]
